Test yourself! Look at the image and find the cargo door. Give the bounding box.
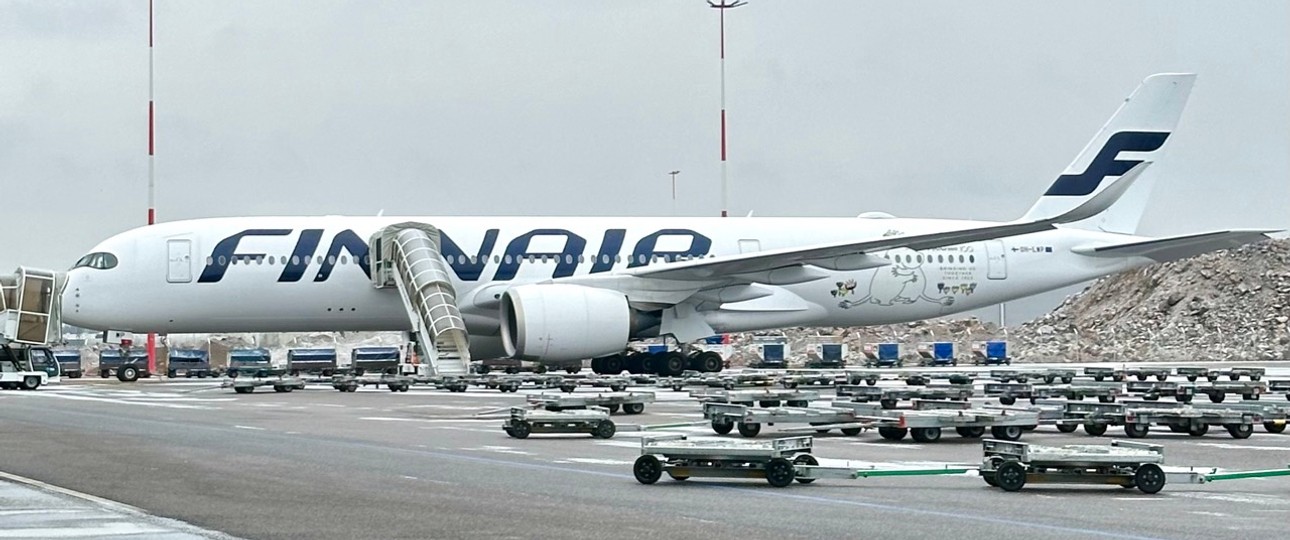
[985,240,1007,280]
[167,239,193,283]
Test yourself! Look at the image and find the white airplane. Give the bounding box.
[61,73,1276,376]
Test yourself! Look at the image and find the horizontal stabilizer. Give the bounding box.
[1071,229,1279,263]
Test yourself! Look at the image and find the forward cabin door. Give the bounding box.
[167,239,193,283]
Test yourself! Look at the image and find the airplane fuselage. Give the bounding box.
[63,216,1142,359]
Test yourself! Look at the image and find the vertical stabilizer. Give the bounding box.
[1022,73,1196,234]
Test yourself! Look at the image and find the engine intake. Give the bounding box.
[500,284,631,362]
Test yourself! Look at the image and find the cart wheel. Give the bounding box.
[511,421,532,439]
[787,400,808,408]
[1187,423,1209,436]
[1243,394,1259,401]
[1134,463,1166,494]
[633,455,662,485]
[866,379,877,386]
[737,422,762,437]
[1225,423,1253,439]
[623,403,645,415]
[783,381,799,389]
[1209,393,1225,403]
[1083,423,1108,437]
[840,427,862,436]
[1062,377,1073,384]
[991,425,1023,441]
[955,426,986,438]
[118,366,139,382]
[711,420,734,435]
[388,385,401,392]
[503,427,515,437]
[759,400,781,408]
[793,454,818,484]
[877,427,907,441]
[765,457,795,488]
[593,420,616,439]
[611,385,627,392]
[1264,421,1286,434]
[1124,423,1150,438]
[1136,374,1148,382]
[1156,374,1168,382]
[1043,375,1055,384]
[21,376,41,391]
[665,472,689,481]
[998,396,1016,406]
[994,461,1027,492]
[981,472,999,487]
[879,399,898,410]
[1056,423,1078,434]
[1167,424,1186,433]
[1186,376,1197,382]
[911,427,941,443]
[1098,395,1116,403]
[274,386,288,393]
[1093,375,1104,382]
[606,404,621,414]
[234,386,253,394]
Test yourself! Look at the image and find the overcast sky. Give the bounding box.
[2,1,1286,323]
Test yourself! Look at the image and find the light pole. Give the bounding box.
[668,170,680,216]
[146,0,158,375]
[708,0,745,218]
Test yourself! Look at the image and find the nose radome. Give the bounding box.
[61,269,94,329]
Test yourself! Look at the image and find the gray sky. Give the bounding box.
[2,1,1287,323]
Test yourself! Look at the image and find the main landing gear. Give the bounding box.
[590,350,724,377]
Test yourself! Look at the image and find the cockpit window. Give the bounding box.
[73,252,119,270]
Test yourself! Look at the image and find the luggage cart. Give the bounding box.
[988,369,1044,383]
[502,406,617,439]
[899,371,976,386]
[1126,400,1289,434]
[1193,381,1266,403]
[703,402,868,437]
[832,400,1041,443]
[527,391,655,414]
[331,373,415,392]
[1217,367,1265,381]
[980,439,1177,493]
[779,371,839,389]
[839,384,973,409]
[1063,400,1262,439]
[1269,380,1290,401]
[1083,366,1126,382]
[221,373,306,394]
[841,369,886,386]
[690,388,822,408]
[1125,380,1196,402]
[1125,367,1171,382]
[1176,367,1219,382]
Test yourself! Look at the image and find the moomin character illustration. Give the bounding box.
[836,251,954,309]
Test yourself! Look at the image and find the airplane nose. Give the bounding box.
[61,268,98,329]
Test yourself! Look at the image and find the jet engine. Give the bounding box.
[499,284,632,362]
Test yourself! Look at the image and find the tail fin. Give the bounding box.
[1022,73,1197,234]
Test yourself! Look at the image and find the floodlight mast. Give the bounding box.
[708,0,745,218]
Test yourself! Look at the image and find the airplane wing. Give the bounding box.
[623,160,1152,282]
[1071,229,1279,262]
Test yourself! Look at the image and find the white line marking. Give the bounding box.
[233,425,265,431]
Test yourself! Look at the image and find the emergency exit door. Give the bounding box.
[167,239,193,283]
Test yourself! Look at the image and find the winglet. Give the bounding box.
[1030,161,1151,224]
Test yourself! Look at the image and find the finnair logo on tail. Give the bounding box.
[1044,131,1169,196]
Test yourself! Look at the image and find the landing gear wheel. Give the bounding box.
[956,426,986,438]
[994,461,1027,492]
[1056,423,1079,433]
[991,425,1023,441]
[697,351,724,373]
[764,457,795,487]
[911,427,942,443]
[737,422,762,437]
[633,455,662,484]
[1084,423,1108,437]
[661,352,686,377]
[793,454,818,484]
[877,426,907,441]
[603,355,624,375]
[1134,463,1166,494]
[712,420,734,435]
[592,420,616,439]
[510,421,532,439]
[622,402,645,415]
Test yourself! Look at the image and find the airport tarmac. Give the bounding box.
[1,373,1288,540]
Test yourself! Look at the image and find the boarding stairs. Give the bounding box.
[0,267,63,346]
[369,224,471,377]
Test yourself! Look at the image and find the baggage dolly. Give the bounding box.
[691,388,822,408]
[222,373,306,394]
[1217,367,1265,381]
[980,439,1176,493]
[832,400,1041,443]
[988,369,1045,383]
[839,384,973,409]
[1063,400,1262,439]
[331,373,414,392]
[1269,379,1290,401]
[1126,367,1171,382]
[1125,400,1289,434]
[527,391,655,414]
[1193,381,1266,403]
[703,402,868,437]
[1176,367,1219,382]
[779,371,839,389]
[1125,380,1195,402]
[502,406,617,439]
[900,371,975,386]
[1083,366,1126,382]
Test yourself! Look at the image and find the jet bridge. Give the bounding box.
[369,223,471,377]
[0,267,63,346]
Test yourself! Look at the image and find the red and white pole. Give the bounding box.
[710,1,744,217]
[146,0,157,374]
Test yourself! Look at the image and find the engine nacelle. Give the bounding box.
[499,284,631,362]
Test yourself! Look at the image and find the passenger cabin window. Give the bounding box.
[73,252,118,270]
